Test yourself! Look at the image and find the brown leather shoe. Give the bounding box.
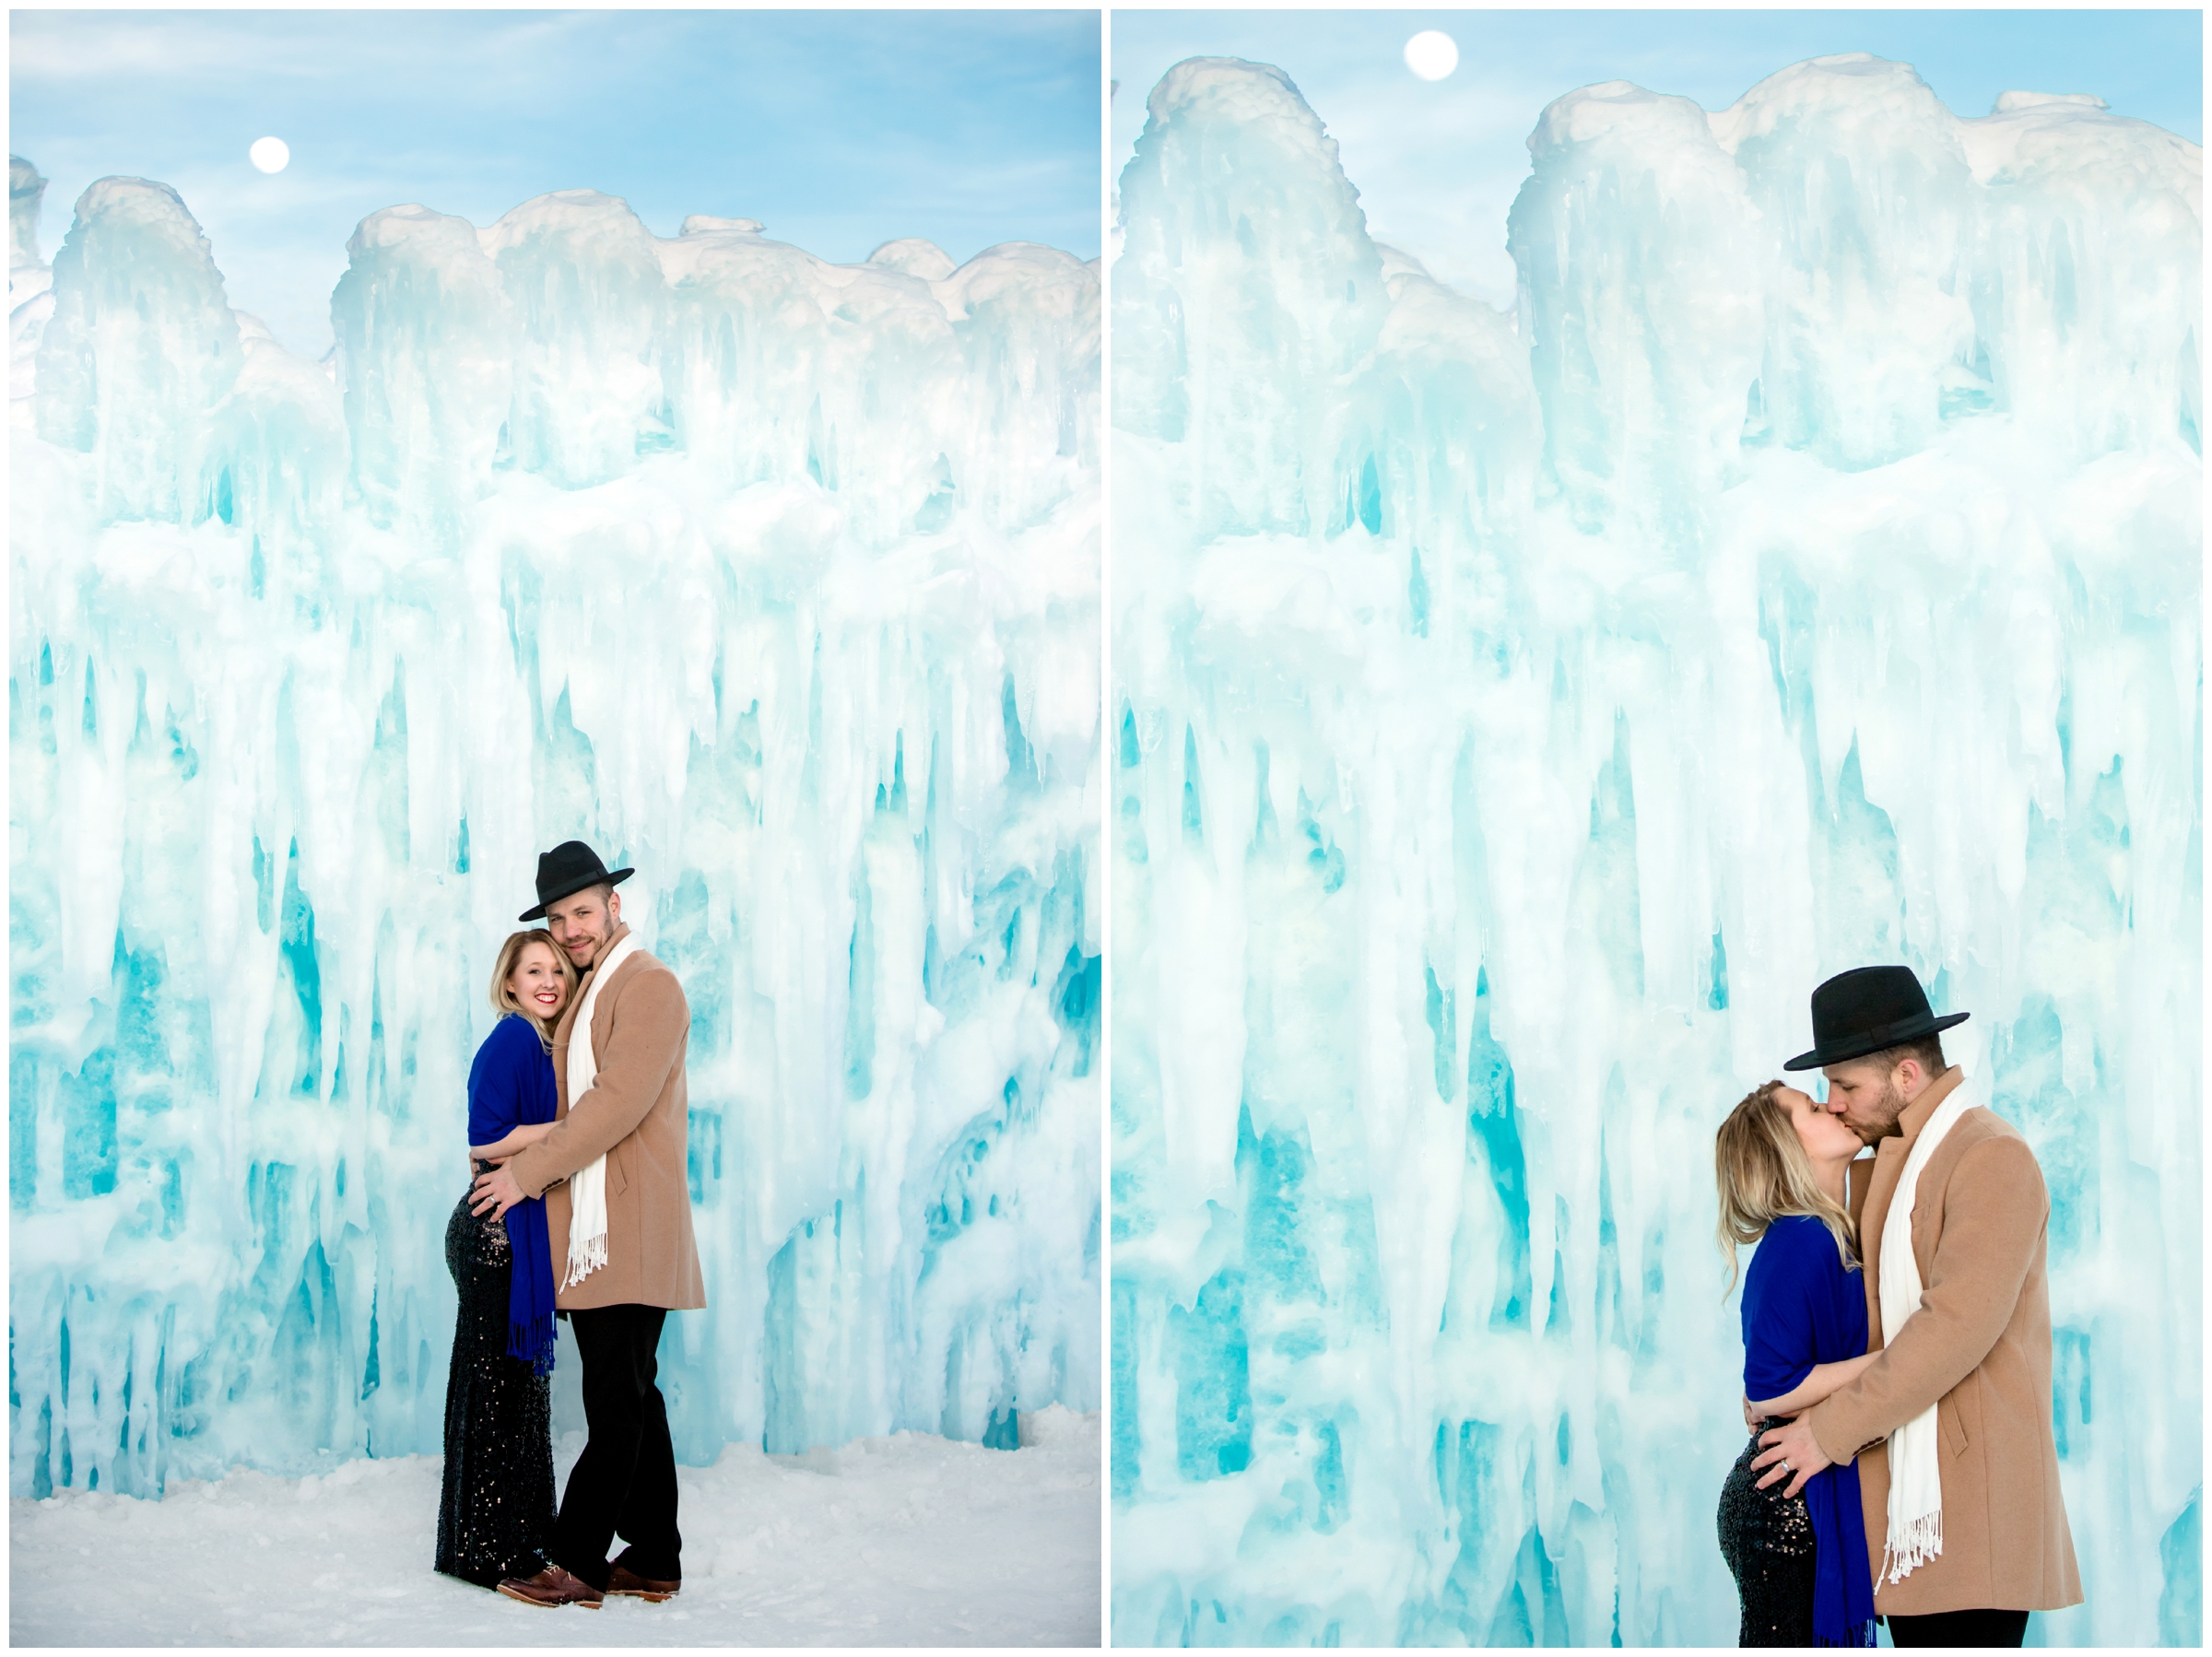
[496,1566,604,1608]
[606,1563,680,1602]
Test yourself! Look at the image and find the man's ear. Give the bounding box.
[608,891,623,923]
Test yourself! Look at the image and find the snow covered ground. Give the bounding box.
[11,1406,1100,1646]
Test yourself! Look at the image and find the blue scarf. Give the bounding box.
[500,1187,557,1375]
[468,1015,559,1375]
[1743,1216,1877,1647]
[1803,1460,1877,1646]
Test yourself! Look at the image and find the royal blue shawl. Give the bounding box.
[467,1015,559,1375]
[1742,1214,1877,1648]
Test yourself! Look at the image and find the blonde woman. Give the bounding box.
[435,930,576,1591]
[1713,1082,1877,1647]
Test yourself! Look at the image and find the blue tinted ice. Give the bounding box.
[10,163,1100,1494]
[1110,56,2199,1646]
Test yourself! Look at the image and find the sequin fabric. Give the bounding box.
[1717,1418,1818,1646]
[434,1167,557,1589]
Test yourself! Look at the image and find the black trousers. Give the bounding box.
[551,1304,681,1592]
[1887,1608,2030,1647]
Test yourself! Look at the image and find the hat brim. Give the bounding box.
[1783,1010,1970,1072]
[519,866,633,923]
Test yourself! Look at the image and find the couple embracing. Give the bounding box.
[1713,966,2082,1648]
[432,840,705,1609]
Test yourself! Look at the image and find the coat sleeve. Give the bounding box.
[503,968,688,1201]
[1806,1133,2047,1464]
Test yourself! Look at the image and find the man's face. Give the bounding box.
[545,887,619,969]
[1820,1058,1911,1146]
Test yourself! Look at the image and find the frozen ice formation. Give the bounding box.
[10,157,55,429]
[1111,55,2198,1646]
[10,162,1100,1496]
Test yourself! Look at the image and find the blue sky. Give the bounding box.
[1112,10,2203,308]
[12,9,1102,356]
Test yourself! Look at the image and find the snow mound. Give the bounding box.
[10,1415,1101,1645]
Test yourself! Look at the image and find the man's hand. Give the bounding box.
[1751,1416,1833,1498]
[1742,1395,1761,1434]
[472,1164,524,1221]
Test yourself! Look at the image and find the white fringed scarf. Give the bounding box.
[559,931,641,1291]
[1877,1074,1977,1585]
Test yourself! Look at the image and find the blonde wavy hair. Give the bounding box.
[488,928,577,1051]
[1714,1079,1859,1294]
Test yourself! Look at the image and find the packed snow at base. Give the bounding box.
[9,155,1102,1499]
[1109,54,2200,1648]
[11,1404,1101,1646]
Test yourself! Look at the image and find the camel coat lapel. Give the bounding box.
[1855,1068,1964,1357]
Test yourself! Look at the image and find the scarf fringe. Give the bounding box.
[1816,1619,1878,1649]
[507,1310,558,1377]
[1881,1510,1943,1585]
[560,1230,608,1291]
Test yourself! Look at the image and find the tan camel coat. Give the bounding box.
[1811,1067,2081,1616]
[503,923,706,1310]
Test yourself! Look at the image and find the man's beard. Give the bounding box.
[1852,1078,1911,1146]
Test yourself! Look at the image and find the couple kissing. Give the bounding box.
[433,840,706,1609]
[1714,966,2081,1648]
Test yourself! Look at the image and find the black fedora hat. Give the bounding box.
[1783,965,1968,1072]
[519,840,634,922]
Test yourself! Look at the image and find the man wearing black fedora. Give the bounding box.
[1750,966,2080,1646]
[469,840,706,1609]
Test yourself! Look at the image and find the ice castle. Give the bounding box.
[9,155,1101,1495]
[1109,56,2199,1646]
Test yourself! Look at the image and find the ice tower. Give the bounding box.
[1109,57,2199,1646]
[10,160,1101,1496]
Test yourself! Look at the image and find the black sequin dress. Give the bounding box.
[1717,1417,1818,1646]
[434,1166,557,1588]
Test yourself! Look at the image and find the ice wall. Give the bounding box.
[10,156,53,425]
[1110,56,2199,1647]
[10,166,1101,1496]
